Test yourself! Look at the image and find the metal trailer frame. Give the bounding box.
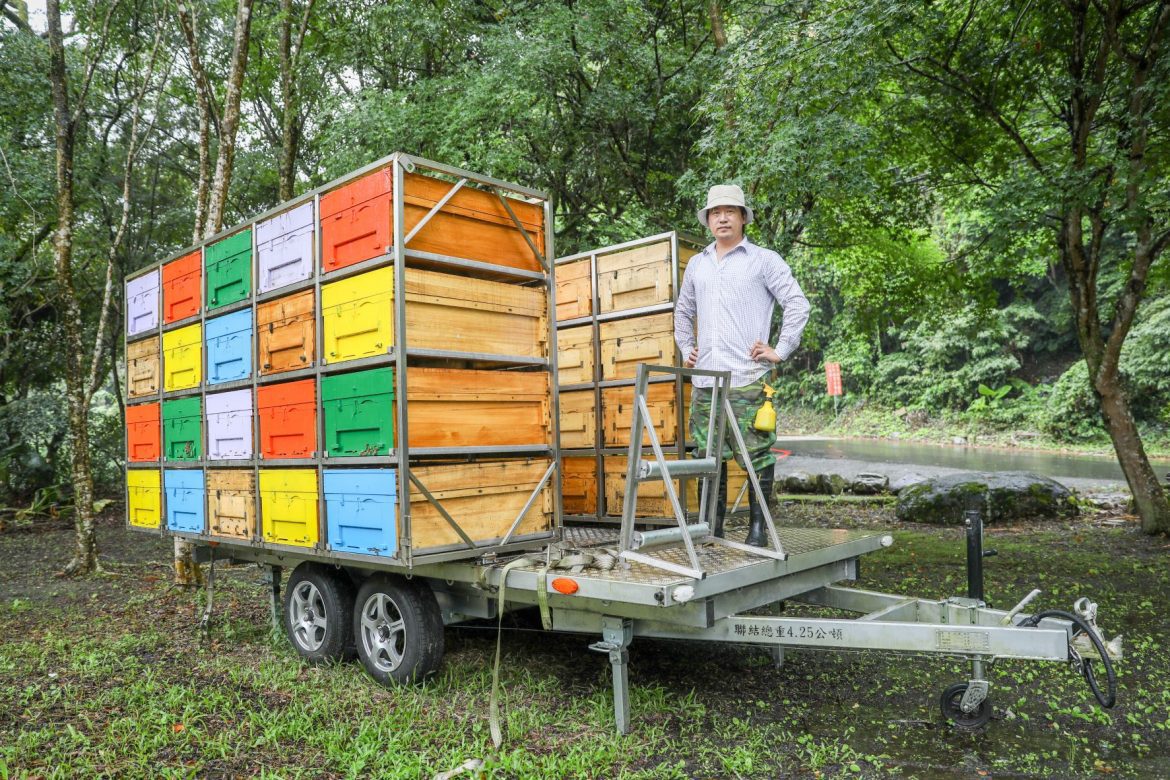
[124,152,564,569]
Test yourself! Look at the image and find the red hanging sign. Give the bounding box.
[825,362,843,396]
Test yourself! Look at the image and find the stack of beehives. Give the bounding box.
[552,233,751,522]
[124,155,558,564]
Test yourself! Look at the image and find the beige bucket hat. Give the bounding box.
[697,184,754,228]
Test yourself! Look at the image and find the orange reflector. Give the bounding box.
[551,577,579,595]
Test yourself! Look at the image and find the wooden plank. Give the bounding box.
[405,367,551,449]
[598,312,675,381]
[409,459,554,550]
[404,267,548,358]
[556,324,594,386]
[555,259,592,321]
[558,389,597,449]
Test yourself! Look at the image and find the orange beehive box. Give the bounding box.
[162,250,202,323]
[257,379,317,459]
[256,289,316,375]
[320,168,546,274]
[561,456,599,515]
[601,382,691,448]
[126,402,161,462]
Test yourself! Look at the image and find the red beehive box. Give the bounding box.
[162,250,202,323]
[126,402,161,462]
[257,379,317,459]
[320,169,393,273]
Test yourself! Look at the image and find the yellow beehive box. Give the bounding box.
[321,266,394,364]
[162,323,202,391]
[259,468,319,547]
[127,468,162,528]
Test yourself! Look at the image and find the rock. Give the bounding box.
[895,471,1077,525]
[893,407,907,418]
[951,436,968,446]
[779,471,819,494]
[890,473,928,493]
[816,473,850,495]
[850,472,890,495]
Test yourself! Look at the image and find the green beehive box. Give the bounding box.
[321,367,395,457]
[205,229,252,310]
[162,396,203,461]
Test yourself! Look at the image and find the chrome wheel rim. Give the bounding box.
[289,581,328,652]
[360,592,406,673]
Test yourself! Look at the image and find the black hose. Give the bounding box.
[1020,609,1117,709]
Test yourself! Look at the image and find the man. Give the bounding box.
[675,184,810,546]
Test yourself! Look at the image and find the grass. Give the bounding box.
[1,506,1168,778]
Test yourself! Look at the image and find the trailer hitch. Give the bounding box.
[1020,597,1122,709]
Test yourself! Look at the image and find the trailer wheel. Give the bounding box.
[940,682,991,730]
[353,575,445,685]
[283,563,356,664]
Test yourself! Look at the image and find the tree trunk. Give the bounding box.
[46,0,99,576]
[204,0,255,233]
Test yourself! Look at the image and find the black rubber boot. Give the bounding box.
[745,470,774,547]
[711,462,728,538]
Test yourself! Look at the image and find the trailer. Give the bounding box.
[124,154,1121,738]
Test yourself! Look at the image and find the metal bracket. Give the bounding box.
[960,679,990,712]
[500,460,557,545]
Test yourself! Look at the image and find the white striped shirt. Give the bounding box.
[675,238,810,388]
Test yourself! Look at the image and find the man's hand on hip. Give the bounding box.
[684,347,698,368]
[750,340,781,364]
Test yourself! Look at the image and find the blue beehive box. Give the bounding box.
[324,469,397,557]
[205,309,253,384]
[165,469,206,533]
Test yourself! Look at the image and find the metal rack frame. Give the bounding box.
[124,152,562,568]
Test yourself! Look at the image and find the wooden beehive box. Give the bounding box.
[127,336,160,399]
[597,239,680,314]
[409,459,554,552]
[405,367,551,449]
[555,259,592,321]
[405,268,548,359]
[561,456,599,515]
[558,389,597,449]
[556,324,594,386]
[601,381,691,448]
[207,469,256,540]
[603,455,697,517]
[599,312,676,381]
[257,289,316,375]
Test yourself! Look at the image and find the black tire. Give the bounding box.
[940,682,992,730]
[353,575,445,685]
[283,563,356,664]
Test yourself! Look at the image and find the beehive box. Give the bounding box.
[257,379,316,459]
[126,270,159,336]
[165,468,205,533]
[406,367,551,449]
[408,459,554,551]
[601,382,691,448]
[205,309,253,385]
[556,325,594,386]
[561,456,599,515]
[321,266,394,365]
[599,312,676,382]
[259,468,319,547]
[162,323,202,391]
[321,367,395,457]
[127,469,161,529]
[205,389,253,460]
[603,455,698,517]
[558,389,597,449]
[207,469,256,539]
[126,336,160,399]
[162,251,202,323]
[598,239,677,314]
[205,229,252,310]
[320,169,546,274]
[324,468,397,557]
[555,259,592,321]
[257,289,316,375]
[126,402,160,462]
[162,396,202,461]
[404,268,548,359]
[256,201,314,293]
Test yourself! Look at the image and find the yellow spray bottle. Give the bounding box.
[753,382,777,431]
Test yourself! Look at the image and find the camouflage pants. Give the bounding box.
[689,376,776,473]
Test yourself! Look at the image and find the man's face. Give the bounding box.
[707,205,745,240]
